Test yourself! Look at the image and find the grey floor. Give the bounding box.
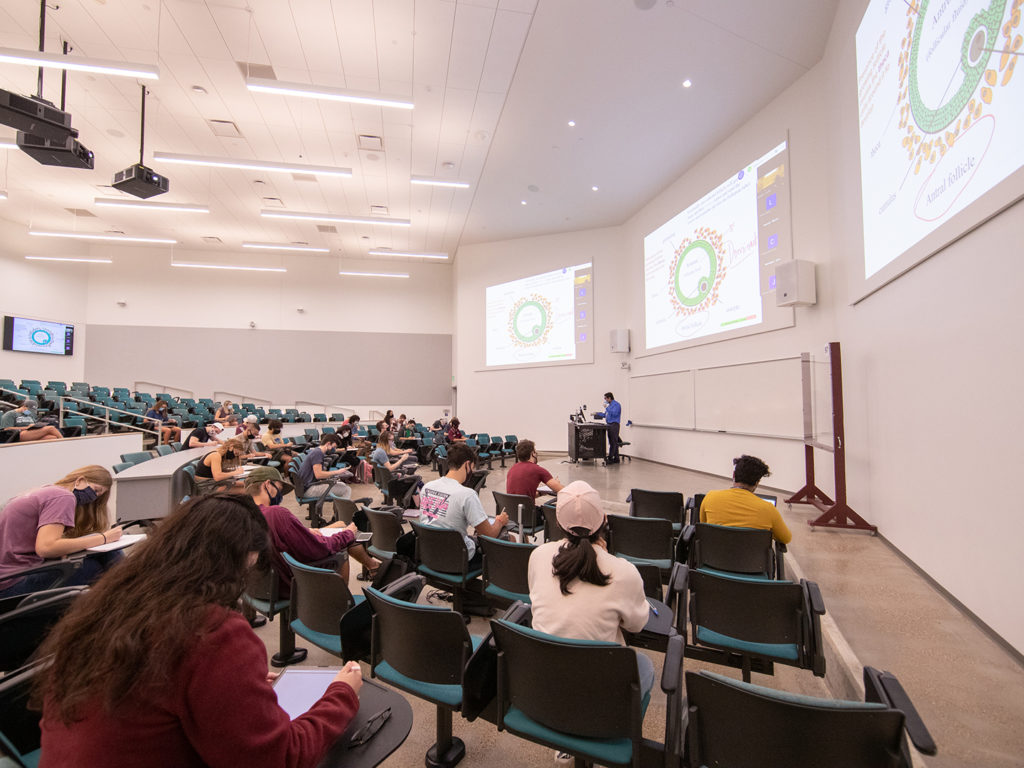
[254,454,1024,767]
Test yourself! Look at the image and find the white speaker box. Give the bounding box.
[610,328,630,353]
[775,260,816,307]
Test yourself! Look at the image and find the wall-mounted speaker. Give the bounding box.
[610,328,630,353]
[775,260,816,307]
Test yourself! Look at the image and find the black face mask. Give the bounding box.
[73,487,98,505]
[225,450,236,460]
[268,484,284,506]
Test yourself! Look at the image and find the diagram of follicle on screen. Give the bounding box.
[667,226,729,336]
[897,0,1019,219]
[507,294,554,348]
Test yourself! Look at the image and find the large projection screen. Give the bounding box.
[641,139,795,355]
[854,0,1024,300]
[484,262,594,370]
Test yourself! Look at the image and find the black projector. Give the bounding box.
[112,163,169,199]
[0,90,76,143]
[17,132,94,169]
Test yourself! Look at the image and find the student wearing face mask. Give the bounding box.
[0,465,123,598]
[244,467,380,587]
[195,438,247,489]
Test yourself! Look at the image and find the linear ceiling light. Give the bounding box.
[0,191,7,200]
[25,255,112,263]
[242,242,330,253]
[171,262,286,273]
[0,139,15,150]
[246,77,413,110]
[0,47,159,80]
[410,176,470,189]
[260,209,410,227]
[29,229,176,244]
[368,249,448,260]
[94,198,209,213]
[338,270,409,278]
[152,152,352,178]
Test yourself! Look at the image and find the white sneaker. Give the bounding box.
[554,750,573,765]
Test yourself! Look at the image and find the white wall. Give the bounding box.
[456,1,1024,652]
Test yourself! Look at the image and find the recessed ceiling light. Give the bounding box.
[171,263,286,273]
[260,210,411,227]
[410,176,471,189]
[191,85,208,95]
[94,198,210,213]
[28,230,176,244]
[246,77,414,110]
[520,200,527,205]
[0,47,159,79]
[25,256,112,264]
[682,79,692,88]
[567,120,576,127]
[338,271,410,278]
[367,249,448,260]
[152,152,352,178]
[241,242,330,253]
[591,186,599,192]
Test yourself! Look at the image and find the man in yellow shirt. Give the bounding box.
[699,454,792,544]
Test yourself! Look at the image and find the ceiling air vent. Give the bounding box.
[208,119,243,138]
[262,197,285,207]
[316,225,338,234]
[358,135,384,151]
[201,236,223,244]
[65,208,96,217]
[236,62,277,80]
[370,205,389,216]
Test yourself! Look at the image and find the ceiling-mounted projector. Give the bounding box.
[0,90,76,143]
[112,163,169,198]
[16,131,94,169]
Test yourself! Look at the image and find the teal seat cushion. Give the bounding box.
[243,595,289,616]
[696,625,799,661]
[418,564,482,585]
[621,555,672,570]
[700,671,887,710]
[484,583,531,604]
[698,566,778,583]
[374,635,483,708]
[289,595,364,656]
[367,545,396,560]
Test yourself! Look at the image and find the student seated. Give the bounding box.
[36,493,363,768]
[506,439,565,500]
[181,422,224,451]
[699,454,792,544]
[245,467,380,587]
[0,465,123,598]
[445,417,467,443]
[213,400,237,426]
[372,433,417,475]
[260,419,295,465]
[527,480,654,696]
[196,438,247,488]
[144,399,181,444]
[0,398,62,442]
[297,434,353,501]
[235,416,271,462]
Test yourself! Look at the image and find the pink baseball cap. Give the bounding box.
[555,480,606,535]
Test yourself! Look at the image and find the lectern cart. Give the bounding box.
[567,421,608,463]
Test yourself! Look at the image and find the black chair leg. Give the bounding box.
[270,615,308,667]
[426,705,465,768]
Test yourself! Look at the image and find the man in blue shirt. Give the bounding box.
[596,391,622,464]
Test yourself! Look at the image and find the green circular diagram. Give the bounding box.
[30,328,53,346]
[512,300,548,343]
[674,240,718,307]
[907,0,1006,134]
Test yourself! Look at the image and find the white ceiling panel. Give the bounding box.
[334,0,380,83]
[478,8,532,94]
[446,3,495,91]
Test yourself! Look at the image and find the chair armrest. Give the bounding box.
[499,600,532,627]
[801,579,827,677]
[805,580,826,614]
[667,564,689,637]
[866,667,938,756]
[660,633,684,695]
[0,558,79,590]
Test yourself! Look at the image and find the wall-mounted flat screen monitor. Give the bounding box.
[2,315,75,355]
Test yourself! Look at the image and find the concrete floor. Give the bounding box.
[254,453,1024,767]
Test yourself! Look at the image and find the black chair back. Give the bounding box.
[0,587,85,673]
[685,670,909,768]
[412,521,470,576]
[544,511,567,542]
[629,488,684,525]
[492,491,542,531]
[367,508,405,557]
[490,619,641,740]
[0,659,48,766]
[365,587,473,687]
[479,536,535,600]
[689,522,774,576]
[607,514,674,561]
[284,554,357,637]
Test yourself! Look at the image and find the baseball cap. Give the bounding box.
[243,415,258,424]
[211,422,224,431]
[244,466,293,494]
[555,480,605,535]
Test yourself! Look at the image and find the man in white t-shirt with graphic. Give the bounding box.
[419,443,508,570]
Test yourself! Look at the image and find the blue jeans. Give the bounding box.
[0,550,124,599]
[637,650,655,698]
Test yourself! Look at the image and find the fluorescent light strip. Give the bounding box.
[0,191,7,200]
[29,230,176,244]
[152,152,352,178]
[25,256,112,264]
[94,198,210,213]
[0,139,15,150]
[172,263,286,273]
[246,77,413,110]
[0,47,159,80]
[368,249,448,260]
[338,271,409,278]
[410,176,471,189]
[242,242,330,253]
[260,209,410,227]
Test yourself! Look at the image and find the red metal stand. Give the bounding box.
[786,342,876,533]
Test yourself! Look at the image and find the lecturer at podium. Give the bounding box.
[594,392,622,464]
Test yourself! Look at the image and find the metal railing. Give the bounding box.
[213,391,273,407]
[133,381,195,399]
[59,394,162,444]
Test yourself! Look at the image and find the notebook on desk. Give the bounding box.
[86,533,147,553]
[273,668,339,719]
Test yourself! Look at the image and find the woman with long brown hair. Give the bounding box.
[195,436,247,487]
[0,465,122,598]
[36,493,362,768]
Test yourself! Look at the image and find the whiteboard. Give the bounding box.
[630,357,802,438]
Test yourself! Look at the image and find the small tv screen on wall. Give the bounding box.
[2,315,75,356]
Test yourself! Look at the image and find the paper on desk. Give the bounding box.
[86,533,147,553]
[274,668,340,719]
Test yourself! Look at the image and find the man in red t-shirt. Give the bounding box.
[505,439,565,500]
